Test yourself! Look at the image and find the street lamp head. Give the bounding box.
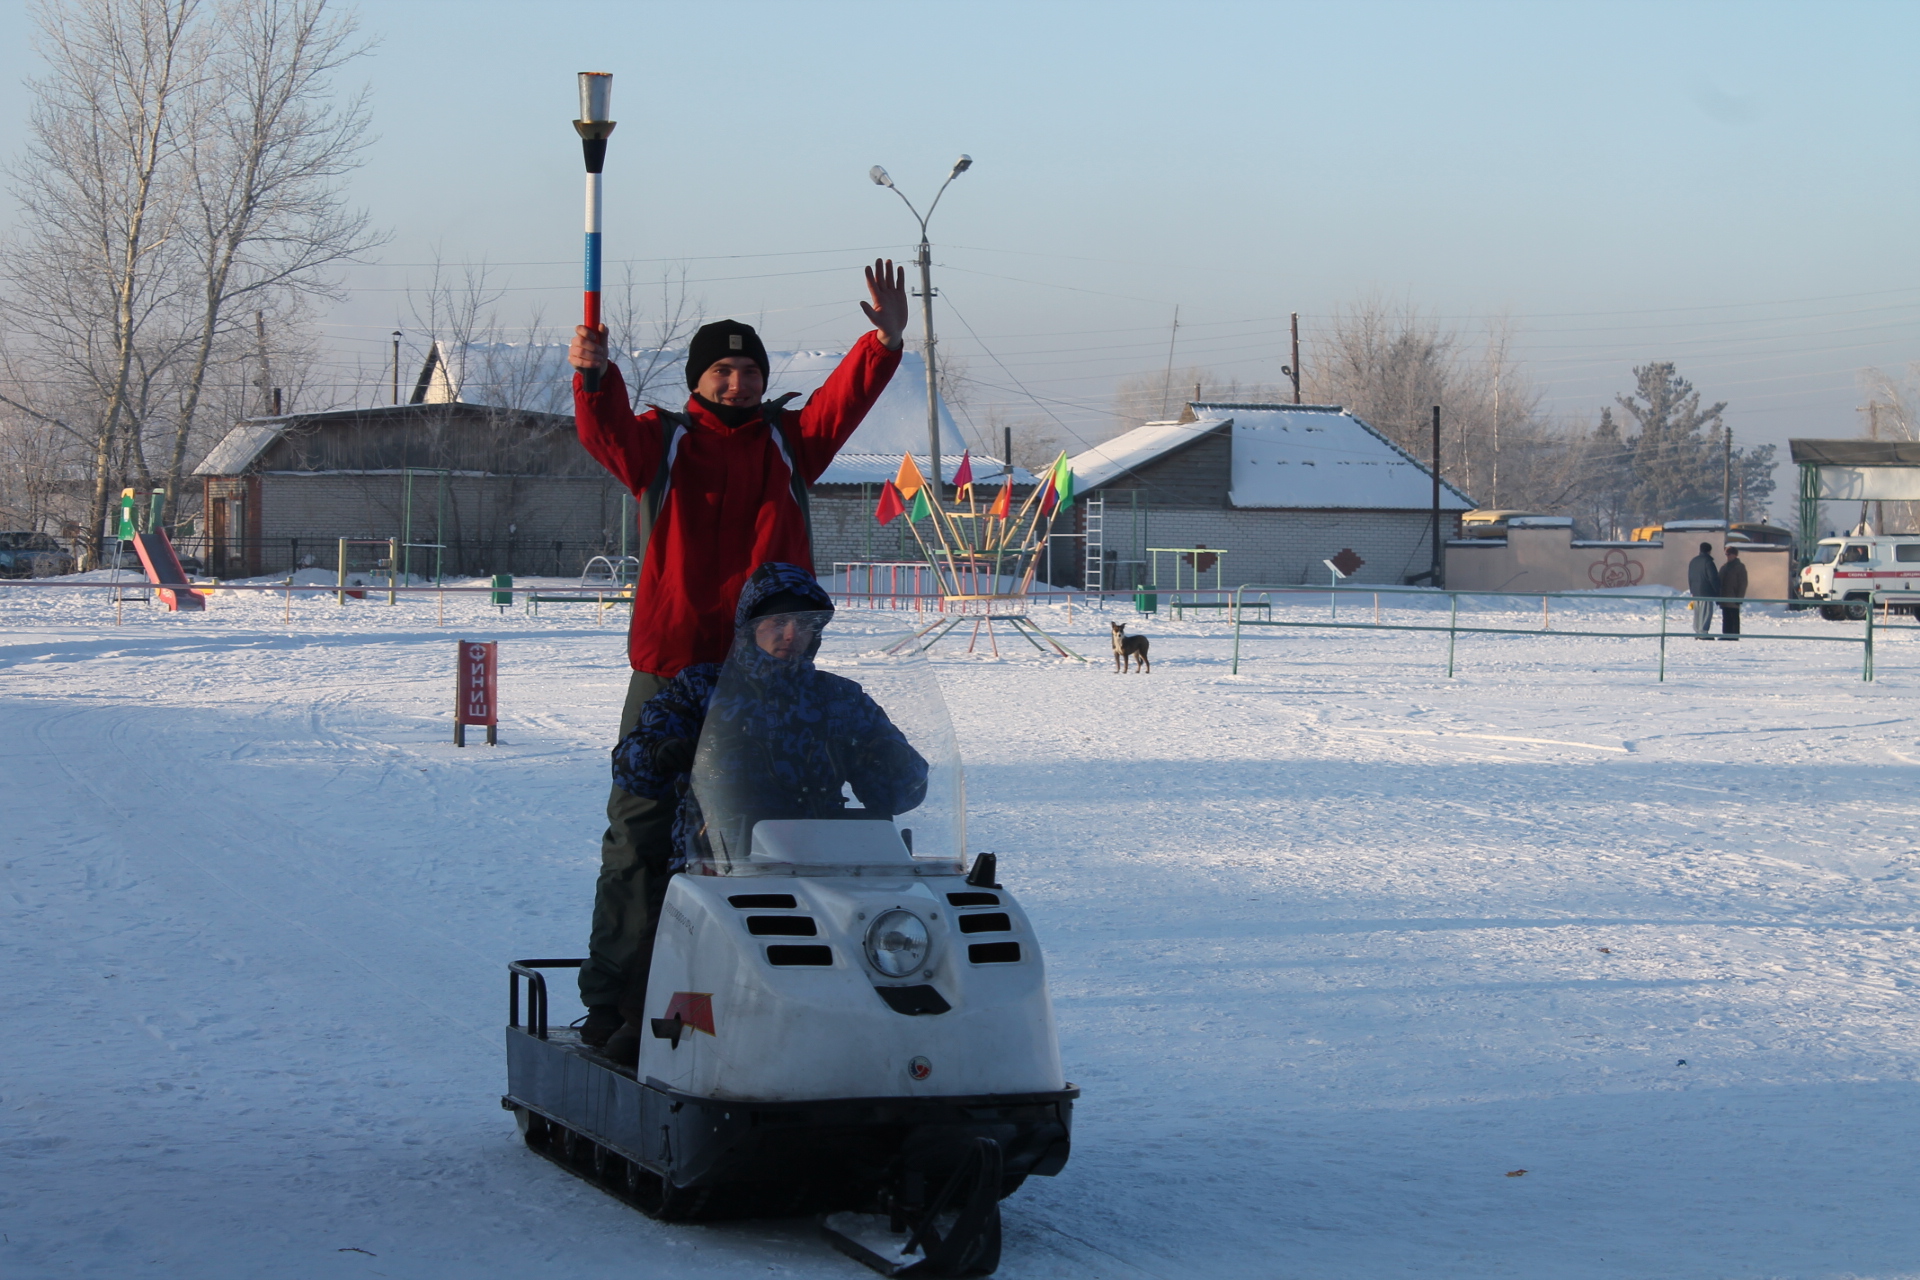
[577,72,612,123]
[950,154,972,177]
[869,165,894,188]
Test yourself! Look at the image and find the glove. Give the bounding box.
[653,737,695,775]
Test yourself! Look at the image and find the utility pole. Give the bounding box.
[1158,305,1180,419]
[1870,402,1884,533]
[915,233,939,492]
[871,156,971,501]
[254,311,273,417]
[392,331,401,406]
[1282,312,1302,404]
[1722,426,1733,537]
[1290,312,1301,404]
[1431,405,1443,587]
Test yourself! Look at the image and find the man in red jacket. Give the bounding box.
[567,259,908,1055]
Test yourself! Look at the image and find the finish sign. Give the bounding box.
[455,641,498,747]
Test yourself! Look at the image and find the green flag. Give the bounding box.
[907,488,932,523]
[1051,453,1075,510]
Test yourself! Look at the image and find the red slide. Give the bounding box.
[132,531,206,612]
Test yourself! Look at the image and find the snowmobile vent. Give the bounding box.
[874,984,952,1015]
[729,893,798,909]
[766,945,834,966]
[746,915,818,936]
[968,942,1022,964]
[946,892,1000,907]
[958,912,1012,934]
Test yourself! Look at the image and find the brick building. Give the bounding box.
[1061,403,1474,590]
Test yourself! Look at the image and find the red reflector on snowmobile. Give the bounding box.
[663,991,716,1036]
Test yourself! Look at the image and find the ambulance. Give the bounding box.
[1799,532,1920,619]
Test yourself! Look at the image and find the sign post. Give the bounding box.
[455,640,498,746]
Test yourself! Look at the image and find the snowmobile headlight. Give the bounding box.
[864,909,931,978]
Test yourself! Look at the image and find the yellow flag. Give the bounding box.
[892,453,926,499]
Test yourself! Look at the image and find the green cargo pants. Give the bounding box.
[578,670,676,1014]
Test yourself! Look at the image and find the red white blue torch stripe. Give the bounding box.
[573,73,615,393]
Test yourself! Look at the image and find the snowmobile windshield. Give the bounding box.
[685,611,965,877]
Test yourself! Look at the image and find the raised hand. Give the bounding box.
[860,259,909,350]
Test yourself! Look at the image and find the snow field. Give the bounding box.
[3,582,1920,1278]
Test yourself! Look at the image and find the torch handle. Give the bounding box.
[581,167,604,394]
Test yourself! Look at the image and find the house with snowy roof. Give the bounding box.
[1062,403,1473,589]
[192,340,1030,578]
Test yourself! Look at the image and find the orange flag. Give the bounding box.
[988,476,1012,519]
[892,453,926,499]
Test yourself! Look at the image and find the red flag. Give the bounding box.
[874,481,906,526]
[988,477,1012,519]
[952,450,974,495]
[1039,471,1058,516]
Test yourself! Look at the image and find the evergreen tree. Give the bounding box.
[1615,362,1726,524]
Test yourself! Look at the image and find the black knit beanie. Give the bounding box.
[685,320,770,390]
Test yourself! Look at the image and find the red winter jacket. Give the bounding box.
[574,332,901,676]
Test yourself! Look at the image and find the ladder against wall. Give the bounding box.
[1083,493,1104,595]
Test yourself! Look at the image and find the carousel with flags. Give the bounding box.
[867,448,1084,659]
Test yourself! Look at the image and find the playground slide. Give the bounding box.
[131,531,206,613]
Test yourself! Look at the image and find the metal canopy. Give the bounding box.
[1790,438,1920,555]
[1789,439,1920,467]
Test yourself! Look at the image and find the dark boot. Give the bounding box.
[603,1019,641,1066]
[576,1004,622,1048]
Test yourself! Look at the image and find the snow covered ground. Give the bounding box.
[4,581,1920,1279]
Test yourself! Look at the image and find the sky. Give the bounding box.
[3,0,1918,487]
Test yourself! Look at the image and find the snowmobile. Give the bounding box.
[503,620,1075,1277]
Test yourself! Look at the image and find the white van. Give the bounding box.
[1800,535,1920,619]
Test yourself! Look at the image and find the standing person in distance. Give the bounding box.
[1718,544,1748,639]
[1688,541,1721,640]
[567,260,910,1055]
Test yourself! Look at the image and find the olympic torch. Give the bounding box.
[574,72,616,394]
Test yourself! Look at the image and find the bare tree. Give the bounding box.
[6,0,205,564]
[163,0,379,513]
[0,392,85,532]
[604,261,705,409]
[1857,363,1920,532]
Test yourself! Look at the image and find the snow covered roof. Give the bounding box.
[818,454,1038,488]
[423,341,969,458]
[1069,417,1229,493]
[1067,403,1473,511]
[1222,404,1473,510]
[194,419,286,476]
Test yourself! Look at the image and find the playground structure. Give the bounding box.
[336,538,400,605]
[867,462,1085,659]
[131,531,206,612]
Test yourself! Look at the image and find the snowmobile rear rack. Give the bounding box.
[507,958,579,1040]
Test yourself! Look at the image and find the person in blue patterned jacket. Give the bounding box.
[600,563,927,1059]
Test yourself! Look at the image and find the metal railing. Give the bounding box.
[1226,584,1883,681]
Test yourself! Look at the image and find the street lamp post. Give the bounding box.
[870,155,971,498]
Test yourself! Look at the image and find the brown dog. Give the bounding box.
[1110,621,1150,673]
